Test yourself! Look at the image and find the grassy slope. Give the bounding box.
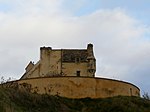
[0,87,150,112]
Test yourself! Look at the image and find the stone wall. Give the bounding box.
[15,77,140,98]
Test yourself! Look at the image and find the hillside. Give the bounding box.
[0,87,150,112]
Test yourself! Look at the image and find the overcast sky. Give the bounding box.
[0,0,150,95]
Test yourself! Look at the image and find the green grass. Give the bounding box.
[0,87,150,112]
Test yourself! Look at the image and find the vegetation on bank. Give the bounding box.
[0,87,150,112]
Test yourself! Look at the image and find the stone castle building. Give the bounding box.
[9,43,140,98]
[21,44,96,79]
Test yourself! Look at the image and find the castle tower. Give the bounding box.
[87,44,96,77]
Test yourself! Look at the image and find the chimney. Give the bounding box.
[87,43,95,59]
[40,46,52,76]
[40,46,52,60]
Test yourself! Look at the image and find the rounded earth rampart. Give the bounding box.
[12,77,140,98]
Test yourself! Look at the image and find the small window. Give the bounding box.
[77,71,80,76]
[76,57,80,63]
[130,88,132,96]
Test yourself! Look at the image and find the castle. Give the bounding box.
[8,44,140,98]
[21,44,96,79]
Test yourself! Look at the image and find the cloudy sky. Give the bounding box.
[0,0,150,95]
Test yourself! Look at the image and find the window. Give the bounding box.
[88,69,94,73]
[130,88,132,96]
[77,71,80,76]
[76,57,80,63]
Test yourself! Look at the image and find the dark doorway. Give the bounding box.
[77,71,80,76]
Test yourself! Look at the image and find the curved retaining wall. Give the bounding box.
[12,77,140,98]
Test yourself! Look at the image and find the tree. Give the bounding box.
[0,76,13,84]
[0,76,5,84]
[143,92,150,100]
